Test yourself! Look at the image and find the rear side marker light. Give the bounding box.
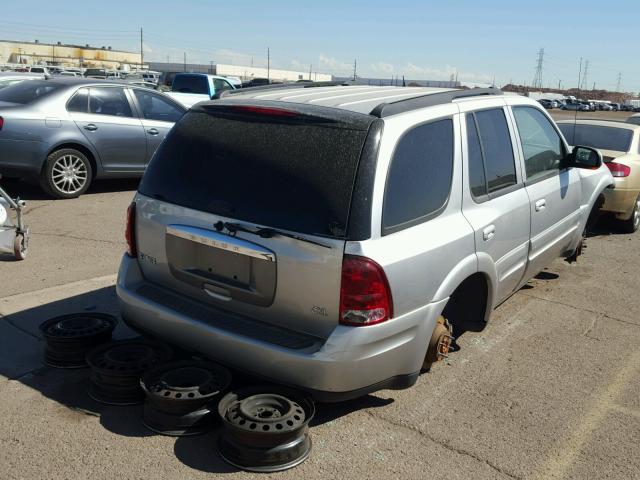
[125,202,137,258]
[340,255,393,326]
[0,116,4,130]
[606,162,631,178]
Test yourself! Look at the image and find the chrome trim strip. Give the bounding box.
[166,224,275,262]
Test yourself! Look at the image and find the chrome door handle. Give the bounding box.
[535,199,546,212]
[83,123,97,131]
[147,128,159,135]
[483,225,496,241]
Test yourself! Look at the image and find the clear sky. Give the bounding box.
[2,1,638,91]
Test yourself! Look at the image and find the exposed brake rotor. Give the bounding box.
[423,315,454,370]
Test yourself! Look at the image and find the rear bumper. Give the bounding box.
[116,255,445,401]
[602,185,639,220]
[0,139,47,178]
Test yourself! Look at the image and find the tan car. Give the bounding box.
[558,120,640,232]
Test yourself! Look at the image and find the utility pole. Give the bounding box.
[581,60,589,91]
[532,47,544,89]
[140,28,143,71]
[52,43,55,64]
[558,79,562,90]
[353,59,357,81]
[183,52,186,72]
[616,72,623,92]
[577,57,583,92]
[309,64,312,81]
[209,60,214,74]
[267,48,270,82]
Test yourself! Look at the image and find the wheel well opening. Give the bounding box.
[45,144,97,177]
[442,273,489,336]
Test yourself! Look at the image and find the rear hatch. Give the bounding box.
[135,101,376,338]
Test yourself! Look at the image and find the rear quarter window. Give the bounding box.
[382,118,454,235]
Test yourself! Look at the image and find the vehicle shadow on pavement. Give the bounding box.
[0,286,155,439]
[1,178,139,201]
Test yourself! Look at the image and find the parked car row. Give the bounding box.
[0,78,186,198]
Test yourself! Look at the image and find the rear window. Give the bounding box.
[559,124,633,152]
[0,80,60,104]
[172,75,209,94]
[139,108,371,237]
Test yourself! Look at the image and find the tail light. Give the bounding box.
[125,202,137,257]
[0,116,4,131]
[340,255,393,326]
[605,162,631,178]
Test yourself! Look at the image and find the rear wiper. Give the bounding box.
[215,221,331,249]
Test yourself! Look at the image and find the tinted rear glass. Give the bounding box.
[139,109,371,237]
[0,80,60,104]
[558,124,633,152]
[172,75,209,94]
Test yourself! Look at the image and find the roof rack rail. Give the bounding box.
[370,87,504,118]
[214,81,349,99]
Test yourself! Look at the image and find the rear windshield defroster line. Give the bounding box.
[139,109,371,238]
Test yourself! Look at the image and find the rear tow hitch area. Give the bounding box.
[423,316,454,370]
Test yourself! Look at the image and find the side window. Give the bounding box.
[88,87,133,117]
[133,89,184,123]
[66,88,89,113]
[513,106,565,180]
[382,119,454,234]
[466,114,487,197]
[474,109,517,193]
[213,79,233,93]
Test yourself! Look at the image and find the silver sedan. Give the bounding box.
[0,78,186,198]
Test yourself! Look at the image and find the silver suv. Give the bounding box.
[117,86,613,401]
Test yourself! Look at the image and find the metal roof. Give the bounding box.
[221,85,457,115]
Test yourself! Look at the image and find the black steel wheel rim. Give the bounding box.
[39,313,117,368]
[86,339,172,405]
[217,386,315,472]
[140,360,232,436]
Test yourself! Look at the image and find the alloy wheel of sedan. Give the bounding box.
[41,148,93,199]
[51,154,88,195]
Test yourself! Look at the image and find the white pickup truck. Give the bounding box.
[166,73,236,108]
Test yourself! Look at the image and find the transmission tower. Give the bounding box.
[616,72,623,92]
[532,48,545,89]
[580,60,589,90]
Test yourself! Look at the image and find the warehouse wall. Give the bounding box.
[0,40,141,68]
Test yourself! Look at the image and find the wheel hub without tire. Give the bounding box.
[39,313,117,368]
[87,339,172,405]
[141,360,232,436]
[217,386,315,472]
[423,316,454,370]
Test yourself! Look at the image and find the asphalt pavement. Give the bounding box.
[0,117,639,479]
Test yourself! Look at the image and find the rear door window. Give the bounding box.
[473,109,517,194]
[466,114,488,197]
[88,87,133,117]
[139,108,372,237]
[382,118,454,234]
